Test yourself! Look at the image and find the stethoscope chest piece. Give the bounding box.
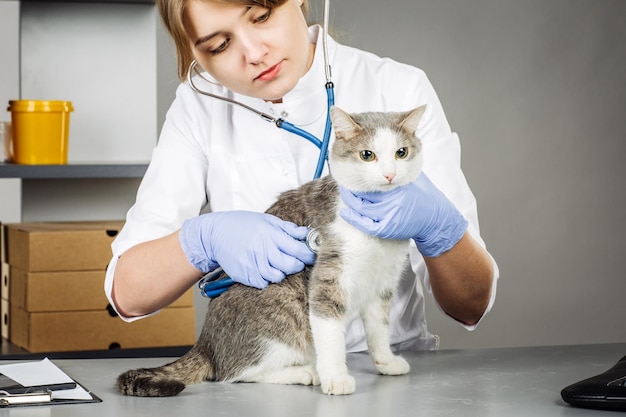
[306,228,322,254]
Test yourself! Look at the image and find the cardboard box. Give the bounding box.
[8,267,193,312]
[1,299,8,340]
[1,262,8,301]
[5,221,124,272]
[4,220,197,353]
[10,305,196,352]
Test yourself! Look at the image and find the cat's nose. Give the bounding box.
[384,173,396,183]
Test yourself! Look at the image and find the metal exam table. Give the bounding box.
[0,342,623,416]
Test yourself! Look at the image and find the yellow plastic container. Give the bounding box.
[7,100,74,165]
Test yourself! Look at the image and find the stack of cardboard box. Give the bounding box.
[0,221,195,353]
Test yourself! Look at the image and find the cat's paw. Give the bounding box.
[374,355,410,376]
[251,365,320,386]
[320,373,356,395]
[310,369,321,386]
[302,365,321,386]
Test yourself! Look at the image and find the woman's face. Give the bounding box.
[184,0,314,102]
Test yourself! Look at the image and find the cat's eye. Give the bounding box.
[395,147,409,159]
[359,150,376,162]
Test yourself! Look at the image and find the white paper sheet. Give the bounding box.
[0,357,93,400]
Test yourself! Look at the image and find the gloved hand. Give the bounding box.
[179,211,316,289]
[339,173,468,257]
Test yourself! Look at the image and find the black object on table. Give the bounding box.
[561,354,626,411]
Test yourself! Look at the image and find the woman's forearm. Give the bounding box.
[111,231,203,318]
[424,232,494,326]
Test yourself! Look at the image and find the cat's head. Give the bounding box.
[329,105,426,192]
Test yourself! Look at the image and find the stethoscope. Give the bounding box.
[196,0,334,298]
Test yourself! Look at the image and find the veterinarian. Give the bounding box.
[105,0,499,351]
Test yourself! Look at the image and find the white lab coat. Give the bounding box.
[104,25,499,352]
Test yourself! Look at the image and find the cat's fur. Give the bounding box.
[115,105,426,396]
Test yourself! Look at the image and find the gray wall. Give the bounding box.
[1,2,158,223]
[20,2,158,163]
[6,0,623,351]
[80,0,626,350]
[0,1,21,222]
[306,0,625,349]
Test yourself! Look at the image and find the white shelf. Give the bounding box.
[0,163,148,179]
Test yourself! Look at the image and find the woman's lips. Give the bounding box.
[255,61,282,81]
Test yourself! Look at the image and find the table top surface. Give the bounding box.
[1,342,624,416]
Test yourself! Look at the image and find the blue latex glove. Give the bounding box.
[339,173,468,257]
[179,211,316,289]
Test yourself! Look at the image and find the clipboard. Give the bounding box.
[0,380,102,407]
[0,358,102,407]
[0,373,77,394]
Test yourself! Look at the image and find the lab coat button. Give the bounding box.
[281,168,289,176]
[280,111,289,118]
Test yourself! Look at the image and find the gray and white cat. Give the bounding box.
[116,104,426,396]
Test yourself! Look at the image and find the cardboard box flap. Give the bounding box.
[9,267,194,312]
[10,306,196,352]
[5,221,124,272]
[7,221,124,234]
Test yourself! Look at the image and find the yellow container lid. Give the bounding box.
[8,100,74,112]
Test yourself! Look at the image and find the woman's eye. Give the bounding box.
[210,38,230,55]
[395,147,408,159]
[254,9,272,23]
[360,150,376,162]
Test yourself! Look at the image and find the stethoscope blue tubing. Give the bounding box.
[279,82,334,179]
[198,82,335,298]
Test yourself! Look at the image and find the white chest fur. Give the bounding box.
[329,210,410,315]
[309,204,412,395]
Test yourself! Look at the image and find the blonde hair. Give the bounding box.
[157,0,310,81]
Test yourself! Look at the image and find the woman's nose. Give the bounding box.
[240,33,267,65]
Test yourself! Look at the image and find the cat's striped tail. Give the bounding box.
[115,347,213,397]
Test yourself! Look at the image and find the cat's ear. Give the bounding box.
[331,106,362,139]
[399,104,427,135]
